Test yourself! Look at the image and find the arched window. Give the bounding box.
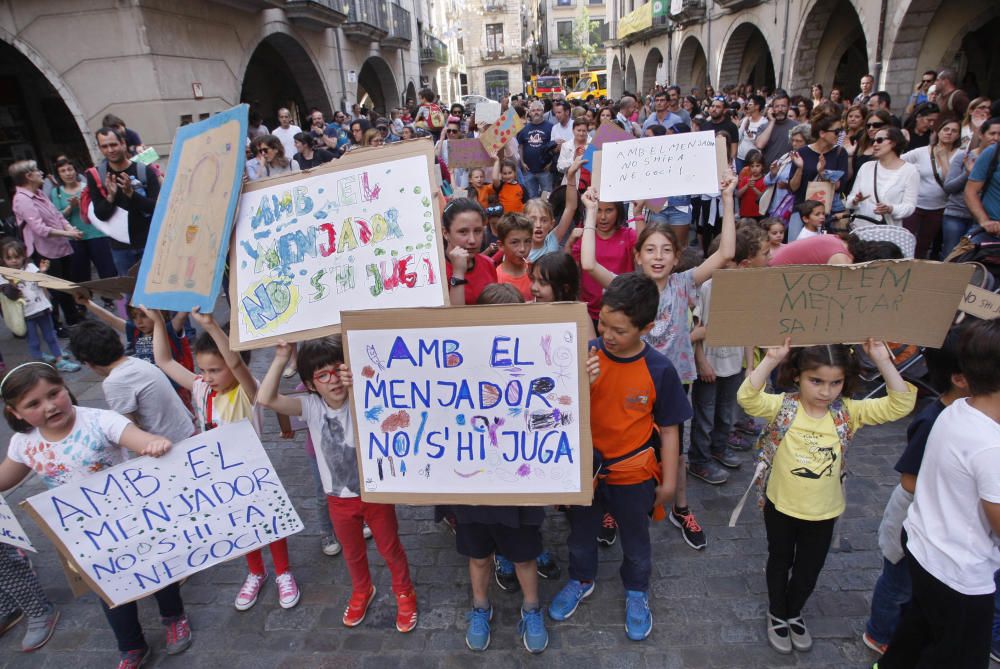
[485,70,510,99]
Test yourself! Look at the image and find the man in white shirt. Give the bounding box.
[550,101,574,146]
[878,318,1000,669]
[271,108,302,160]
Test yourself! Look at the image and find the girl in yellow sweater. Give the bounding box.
[737,338,915,656]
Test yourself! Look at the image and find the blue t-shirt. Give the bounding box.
[517,122,555,173]
[893,399,946,476]
[970,144,1000,220]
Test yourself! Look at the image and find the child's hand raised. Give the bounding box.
[274,339,296,362]
[764,336,792,363]
[864,338,893,364]
[138,306,165,323]
[141,438,172,458]
[586,346,600,384]
[337,363,354,389]
[38,259,50,273]
[189,305,215,328]
[581,187,599,211]
[720,174,737,196]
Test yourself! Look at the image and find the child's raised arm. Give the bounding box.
[748,337,790,390]
[189,307,258,402]
[75,293,126,334]
[553,159,582,243]
[491,155,502,189]
[118,424,172,457]
[0,458,31,492]
[142,307,197,390]
[170,311,189,337]
[579,188,616,288]
[863,338,908,393]
[258,341,304,417]
[693,174,737,286]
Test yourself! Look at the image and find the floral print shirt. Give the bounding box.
[642,268,698,383]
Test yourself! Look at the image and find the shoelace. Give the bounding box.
[602,513,617,529]
[276,573,297,597]
[522,609,544,634]
[118,648,146,669]
[166,617,189,644]
[467,608,490,633]
[679,512,702,532]
[238,574,265,599]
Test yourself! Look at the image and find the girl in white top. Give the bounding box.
[846,127,919,227]
[901,119,961,212]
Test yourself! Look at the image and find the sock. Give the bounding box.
[522,601,539,612]
[473,598,490,610]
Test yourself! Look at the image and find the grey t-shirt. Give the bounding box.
[761,118,796,167]
[103,357,195,444]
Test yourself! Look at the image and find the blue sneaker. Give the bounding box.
[494,554,519,592]
[465,605,493,651]
[518,607,548,654]
[535,551,560,580]
[624,590,652,640]
[548,579,594,621]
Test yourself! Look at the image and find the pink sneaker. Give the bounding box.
[234,572,267,611]
[275,572,300,609]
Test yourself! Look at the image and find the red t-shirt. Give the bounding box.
[738,174,766,218]
[571,226,638,319]
[769,235,851,266]
[446,254,498,304]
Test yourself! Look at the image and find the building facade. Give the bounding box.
[603,0,997,104]
[0,0,456,217]
[454,0,527,99]
[543,0,607,89]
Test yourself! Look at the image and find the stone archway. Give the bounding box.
[0,37,91,206]
[789,0,869,98]
[642,48,664,94]
[241,32,330,129]
[718,23,775,91]
[675,35,708,94]
[883,0,1000,102]
[404,81,417,106]
[357,56,399,114]
[625,55,638,94]
[609,55,624,100]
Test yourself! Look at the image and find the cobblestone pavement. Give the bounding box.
[0,316,905,669]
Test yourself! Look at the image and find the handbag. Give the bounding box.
[850,163,890,226]
[772,192,795,222]
[758,184,775,214]
[805,180,835,214]
[0,291,26,337]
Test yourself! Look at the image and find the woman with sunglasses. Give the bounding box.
[845,109,893,193]
[845,127,919,228]
[787,109,849,239]
[248,135,300,181]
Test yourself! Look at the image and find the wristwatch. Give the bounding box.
[449,276,468,287]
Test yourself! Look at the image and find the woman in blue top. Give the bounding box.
[49,157,117,282]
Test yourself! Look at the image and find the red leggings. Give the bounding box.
[327,496,413,595]
[245,538,290,576]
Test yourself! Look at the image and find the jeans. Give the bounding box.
[26,310,61,360]
[567,478,655,591]
[69,237,117,282]
[689,372,742,466]
[866,556,912,644]
[34,254,79,326]
[328,496,413,595]
[764,500,836,619]
[941,214,974,260]
[111,247,143,277]
[647,206,692,228]
[102,583,183,652]
[993,570,999,645]
[523,170,553,199]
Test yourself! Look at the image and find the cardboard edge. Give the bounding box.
[342,303,594,506]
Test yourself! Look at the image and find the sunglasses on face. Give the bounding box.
[867,122,886,129]
[447,128,459,134]
[922,79,934,84]
[873,137,889,144]
[258,147,273,154]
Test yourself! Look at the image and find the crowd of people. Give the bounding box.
[0,70,998,669]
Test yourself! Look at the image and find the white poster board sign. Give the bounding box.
[0,495,35,552]
[342,304,594,506]
[23,421,303,607]
[598,130,722,202]
[229,141,448,350]
[476,100,502,125]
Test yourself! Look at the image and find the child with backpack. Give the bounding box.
[736,338,915,655]
[415,88,446,141]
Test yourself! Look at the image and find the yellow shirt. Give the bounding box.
[737,378,916,521]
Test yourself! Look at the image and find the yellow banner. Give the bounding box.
[618,3,652,39]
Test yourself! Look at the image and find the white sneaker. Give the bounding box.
[321,535,342,556]
[363,524,373,540]
[275,572,301,609]
[282,362,297,379]
[234,572,267,611]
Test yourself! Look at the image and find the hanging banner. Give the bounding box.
[342,303,594,506]
[229,141,448,350]
[23,421,304,607]
[133,105,248,312]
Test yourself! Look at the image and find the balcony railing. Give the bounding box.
[383,3,412,46]
[420,32,449,65]
[283,0,349,28]
[343,0,388,41]
[483,0,505,12]
[480,48,520,63]
[671,0,705,23]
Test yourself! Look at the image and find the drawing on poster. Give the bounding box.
[229,143,448,350]
[133,105,247,312]
[23,421,303,607]
[343,305,593,505]
[479,109,525,157]
[0,495,34,552]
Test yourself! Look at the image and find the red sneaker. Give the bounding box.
[395,589,418,633]
[342,585,376,627]
[862,632,888,655]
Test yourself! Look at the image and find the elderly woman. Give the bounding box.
[9,159,84,334]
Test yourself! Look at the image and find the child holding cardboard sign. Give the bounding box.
[144,307,302,613]
[257,337,418,633]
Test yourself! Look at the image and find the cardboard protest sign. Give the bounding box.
[23,421,303,607]
[705,260,973,347]
[229,141,448,351]
[0,494,34,552]
[0,266,86,300]
[78,276,137,300]
[598,131,725,202]
[581,120,633,171]
[446,138,494,169]
[342,303,594,506]
[133,105,248,312]
[479,109,525,157]
[959,283,1000,320]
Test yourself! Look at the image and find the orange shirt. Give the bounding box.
[496,181,525,214]
[496,265,533,300]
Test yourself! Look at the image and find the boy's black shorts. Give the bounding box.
[455,522,543,563]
